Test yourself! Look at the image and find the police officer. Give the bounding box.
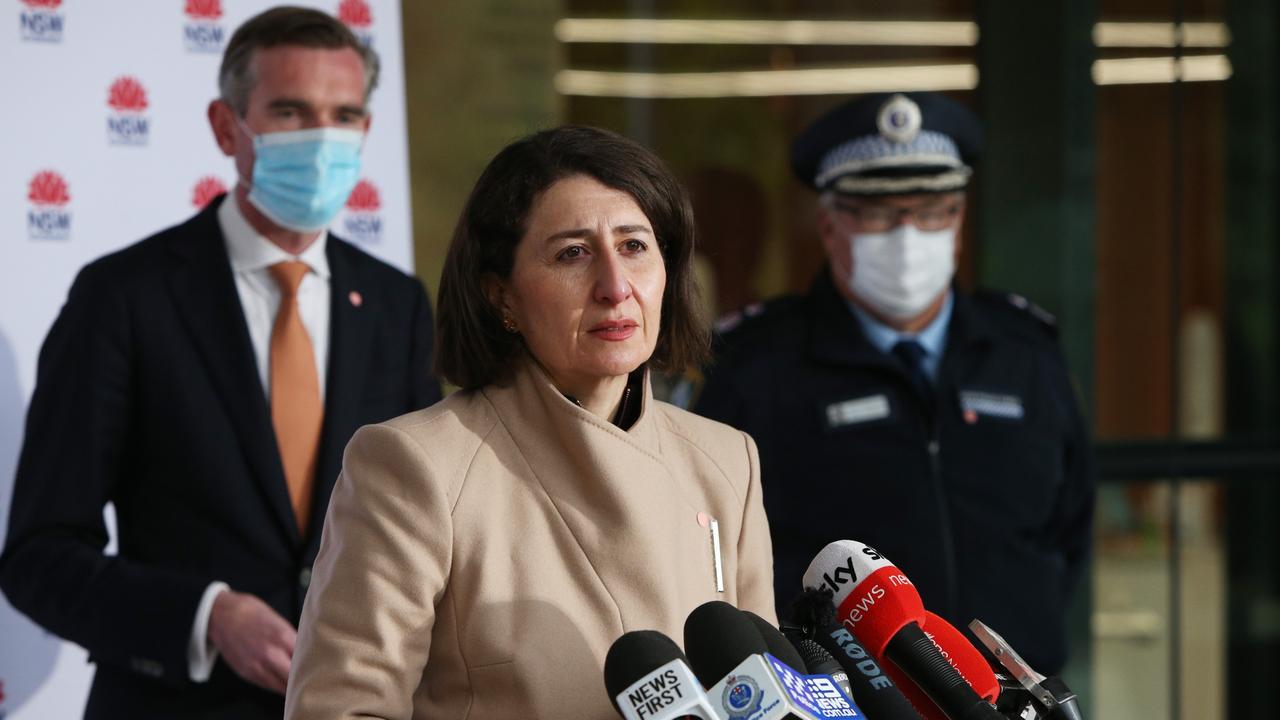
[695,92,1094,674]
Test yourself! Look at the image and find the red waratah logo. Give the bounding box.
[22,0,61,8]
[192,176,228,208]
[337,0,372,28]
[346,180,381,211]
[184,0,222,21]
[108,77,149,113]
[28,171,70,207]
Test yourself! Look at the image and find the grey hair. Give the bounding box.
[218,6,379,116]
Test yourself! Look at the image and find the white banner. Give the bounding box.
[0,1,414,716]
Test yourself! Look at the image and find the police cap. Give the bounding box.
[790,92,983,196]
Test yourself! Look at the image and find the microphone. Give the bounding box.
[603,629,720,720]
[918,612,999,703]
[787,586,922,720]
[740,611,828,684]
[803,540,1003,720]
[683,600,861,719]
[876,612,1000,720]
[742,609,856,703]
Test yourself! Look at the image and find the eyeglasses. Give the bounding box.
[831,200,963,233]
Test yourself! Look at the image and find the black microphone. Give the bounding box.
[603,630,719,720]
[741,609,854,701]
[787,587,922,720]
[684,600,862,719]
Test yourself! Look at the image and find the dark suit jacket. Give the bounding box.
[0,196,443,719]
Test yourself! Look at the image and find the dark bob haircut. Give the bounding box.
[435,126,709,390]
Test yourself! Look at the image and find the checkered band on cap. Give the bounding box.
[815,129,966,189]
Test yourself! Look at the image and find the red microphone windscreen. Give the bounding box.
[802,540,925,657]
[921,611,999,703]
[879,611,1003,720]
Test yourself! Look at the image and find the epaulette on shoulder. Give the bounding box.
[712,295,802,340]
[973,289,1059,340]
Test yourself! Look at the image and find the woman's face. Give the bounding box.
[495,174,666,394]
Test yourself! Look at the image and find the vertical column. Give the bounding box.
[975,1,1097,408]
[975,0,1097,710]
[1224,1,1280,717]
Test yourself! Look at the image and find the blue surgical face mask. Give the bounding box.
[238,121,364,233]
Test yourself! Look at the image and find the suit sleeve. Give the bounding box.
[735,431,777,625]
[0,264,212,684]
[407,279,443,411]
[286,422,452,720]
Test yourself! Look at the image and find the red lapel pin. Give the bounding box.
[348,290,363,307]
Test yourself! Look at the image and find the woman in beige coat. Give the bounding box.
[284,126,776,719]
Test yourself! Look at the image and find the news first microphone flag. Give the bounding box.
[0,2,414,717]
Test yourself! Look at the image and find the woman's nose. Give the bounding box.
[594,253,632,305]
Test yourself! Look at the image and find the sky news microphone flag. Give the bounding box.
[0,2,413,718]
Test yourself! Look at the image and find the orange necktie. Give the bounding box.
[268,261,323,536]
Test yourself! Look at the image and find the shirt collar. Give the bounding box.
[848,290,954,359]
[217,195,330,280]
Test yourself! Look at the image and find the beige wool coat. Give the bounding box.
[284,360,776,719]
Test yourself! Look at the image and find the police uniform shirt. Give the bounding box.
[694,271,1094,674]
[849,291,953,382]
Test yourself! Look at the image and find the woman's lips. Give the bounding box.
[588,321,638,341]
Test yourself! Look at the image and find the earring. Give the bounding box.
[502,313,518,334]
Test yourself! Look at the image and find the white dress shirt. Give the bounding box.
[186,197,332,681]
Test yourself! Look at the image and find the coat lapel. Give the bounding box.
[484,362,715,626]
[166,197,299,544]
[308,239,373,546]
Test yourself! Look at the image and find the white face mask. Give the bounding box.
[846,224,956,321]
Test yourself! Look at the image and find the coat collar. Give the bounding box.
[486,358,665,460]
[479,359,719,628]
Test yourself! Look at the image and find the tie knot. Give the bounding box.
[892,338,927,367]
[269,260,310,295]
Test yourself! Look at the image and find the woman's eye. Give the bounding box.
[557,246,586,261]
[623,239,647,253]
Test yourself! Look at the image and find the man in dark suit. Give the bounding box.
[0,7,442,718]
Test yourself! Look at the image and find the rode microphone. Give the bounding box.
[741,610,855,702]
[803,541,1002,720]
[603,630,719,720]
[740,612,821,681]
[787,587,921,720]
[683,600,861,719]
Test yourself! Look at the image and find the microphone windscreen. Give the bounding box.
[921,611,999,703]
[787,585,839,631]
[683,600,768,688]
[785,633,843,676]
[803,540,925,657]
[603,630,688,712]
[741,610,808,673]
